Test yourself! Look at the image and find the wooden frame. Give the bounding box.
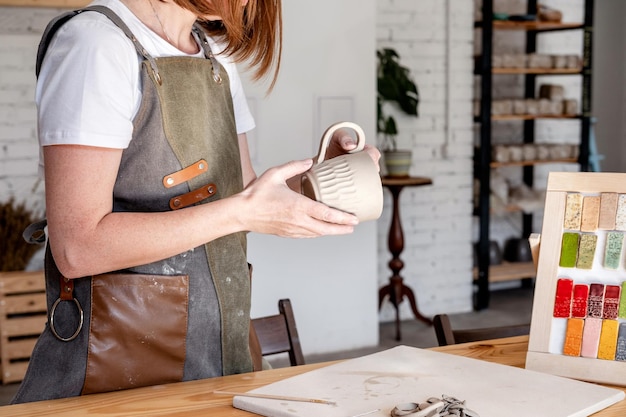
[0,0,86,7]
[526,172,626,386]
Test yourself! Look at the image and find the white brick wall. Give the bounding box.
[0,8,61,208]
[376,0,476,319]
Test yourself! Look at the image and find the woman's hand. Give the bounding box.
[236,158,359,238]
[324,127,381,169]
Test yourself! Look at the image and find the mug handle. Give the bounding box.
[314,121,366,165]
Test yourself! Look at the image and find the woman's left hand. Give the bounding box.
[324,128,381,171]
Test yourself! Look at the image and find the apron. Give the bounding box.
[12,6,252,403]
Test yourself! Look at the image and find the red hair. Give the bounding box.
[175,0,282,91]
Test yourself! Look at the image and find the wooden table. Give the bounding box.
[379,176,433,341]
[2,335,624,416]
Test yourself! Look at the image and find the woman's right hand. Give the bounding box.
[234,158,359,238]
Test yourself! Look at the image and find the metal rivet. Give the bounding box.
[198,163,205,170]
[166,177,174,185]
[173,199,181,207]
[207,185,215,194]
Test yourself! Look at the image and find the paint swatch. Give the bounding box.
[616,323,626,362]
[559,233,579,268]
[598,320,619,360]
[587,283,605,319]
[599,193,618,230]
[580,196,600,232]
[580,318,602,358]
[571,284,589,318]
[620,282,626,319]
[563,318,584,357]
[604,232,624,269]
[617,194,626,231]
[603,285,621,320]
[564,193,583,230]
[553,278,573,318]
[576,234,597,269]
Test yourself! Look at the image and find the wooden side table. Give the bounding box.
[379,176,433,341]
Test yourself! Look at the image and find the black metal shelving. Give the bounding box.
[474,0,594,310]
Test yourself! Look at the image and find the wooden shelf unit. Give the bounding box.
[473,261,536,283]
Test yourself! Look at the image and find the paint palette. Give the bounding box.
[526,172,626,386]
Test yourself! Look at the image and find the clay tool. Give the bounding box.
[213,390,337,405]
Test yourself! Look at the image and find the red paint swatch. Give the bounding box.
[587,283,605,319]
[571,284,589,318]
[603,285,621,320]
[553,278,573,318]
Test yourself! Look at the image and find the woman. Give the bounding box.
[13,0,379,403]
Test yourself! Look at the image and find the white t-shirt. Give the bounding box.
[36,0,255,172]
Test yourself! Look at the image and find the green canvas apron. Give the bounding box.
[12,6,251,403]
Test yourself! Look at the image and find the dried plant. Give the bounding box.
[0,199,43,271]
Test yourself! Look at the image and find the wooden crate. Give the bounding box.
[0,270,47,384]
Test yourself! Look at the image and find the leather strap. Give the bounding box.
[169,183,217,210]
[163,159,208,188]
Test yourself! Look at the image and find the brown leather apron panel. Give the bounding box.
[82,273,189,394]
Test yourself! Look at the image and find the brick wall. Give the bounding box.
[0,8,60,208]
[376,0,476,318]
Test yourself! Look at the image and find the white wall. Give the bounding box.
[242,0,380,354]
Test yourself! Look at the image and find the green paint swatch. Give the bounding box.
[576,234,597,269]
[605,232,624,270]
[619,282,626,319]
[559,232,579,268]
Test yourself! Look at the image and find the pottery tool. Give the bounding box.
[213,390,337,405]
[599,193,618,230]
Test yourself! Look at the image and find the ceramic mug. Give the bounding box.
[301,121,383,222]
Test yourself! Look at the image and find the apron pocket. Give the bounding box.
[82,272,189,395]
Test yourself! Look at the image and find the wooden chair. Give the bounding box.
[249,299,305,370]
[433,313,530,346]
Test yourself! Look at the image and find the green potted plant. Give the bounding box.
[377,48,419,177]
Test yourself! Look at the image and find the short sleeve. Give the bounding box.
[36,12,140,149]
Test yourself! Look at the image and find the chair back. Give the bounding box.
[433,313,530,346]
[250,299,305,368]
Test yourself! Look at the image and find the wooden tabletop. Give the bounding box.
[2,335,624,416]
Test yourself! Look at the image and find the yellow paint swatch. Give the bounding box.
[564,193,583,230]
[563,318,584,357]
[599,193,618,230]
[617,195,626,231]
[580,196,600,232]
[598,319,619,360]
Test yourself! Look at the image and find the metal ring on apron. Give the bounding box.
[50,297,84,342]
